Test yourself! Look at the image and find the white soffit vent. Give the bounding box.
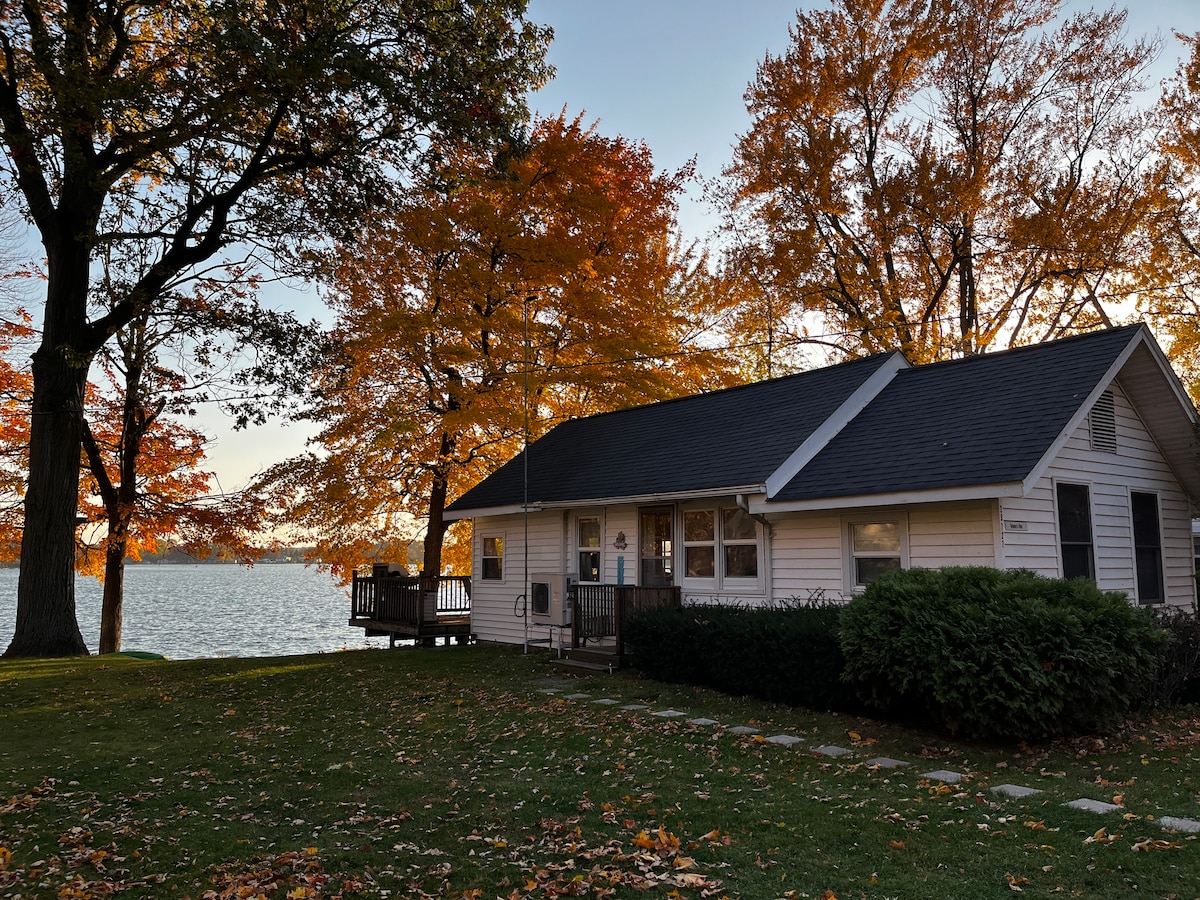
[1089,390,1117,452]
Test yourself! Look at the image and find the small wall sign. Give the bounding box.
[613,531,627,549]
[1003,520,1028,532]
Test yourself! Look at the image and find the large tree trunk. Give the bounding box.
[5,344,91,656]
[4,238,93,657]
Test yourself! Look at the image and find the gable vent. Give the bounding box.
[1089,390,1117,452]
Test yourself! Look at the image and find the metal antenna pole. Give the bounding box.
[522,295,531,654]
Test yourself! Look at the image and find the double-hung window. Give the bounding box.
[1131,491,1164,604]
[481,535,504,580]
[683,510,716,578]
[1055,482,1095,580]
[577,516,601,583]
[722,507,759,579]
[847,520,903,590]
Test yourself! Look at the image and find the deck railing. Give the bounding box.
[570,583,681,656]
[350,571,471,626]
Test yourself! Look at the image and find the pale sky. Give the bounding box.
[204,0,1200,491]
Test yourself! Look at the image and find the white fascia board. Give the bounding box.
[751,481,1024,514]
[446,485,769,520]
[532,485,768,508]
[1020,326,1156,495]
[443,503,539,522]
[765,351,910,499]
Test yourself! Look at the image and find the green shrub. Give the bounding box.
[623,601,858,711]
[839,566,1164,741]
[1141,606,1200,708]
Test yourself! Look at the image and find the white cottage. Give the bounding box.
[444,325,1200,660]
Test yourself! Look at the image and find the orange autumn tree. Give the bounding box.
[1140,33,1200,399]
[0,312,33,559]
[79,307,266,654]
[721,0,1161,363]
[258,113,734,577]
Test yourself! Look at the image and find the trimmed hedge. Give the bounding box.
[839,567,1164,741]
[623,601,859,712]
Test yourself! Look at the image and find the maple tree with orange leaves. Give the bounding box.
[257,113,735,578]
[721,0,1162,364]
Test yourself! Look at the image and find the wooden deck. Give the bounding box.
[349,569,473,647]
[349,568,680,662]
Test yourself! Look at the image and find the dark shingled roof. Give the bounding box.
[773,324,1141,502]
[447,352,897,511]
[448,324,1151,513]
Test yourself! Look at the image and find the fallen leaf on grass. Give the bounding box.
[1006,872,1031,891]
[1083,828,1121,845]
[1131,838,1180,852]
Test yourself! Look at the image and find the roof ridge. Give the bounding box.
[547,350,901,428]
[896,324,1144,375]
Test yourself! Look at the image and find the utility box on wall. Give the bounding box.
[529,574,573,627]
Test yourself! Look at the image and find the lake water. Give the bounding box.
[0,564,392,659]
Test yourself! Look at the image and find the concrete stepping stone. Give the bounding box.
[1160,816,1200,833]
[564,693,591,700]
[537,688,561,693]
[815,744,852,757]
[592,698,619,705]
[866,757,909,769]
[620,704,649,711]
[652,709,688,718]
[728,725,760,735]
[992,784,1043,799]
[1064,798,1121,814]
[766,734,804,746]
[920,769,964,784]
[687,717,719,726]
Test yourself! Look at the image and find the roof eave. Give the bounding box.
[753,482,1024,514]
[445,485,769,520]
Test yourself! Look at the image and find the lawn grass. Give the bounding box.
[0,645,1198,898]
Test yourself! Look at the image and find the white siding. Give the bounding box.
[469,511,563,646]
[908,501,998,570]
[767,500,997,601]
[768,511,843,601]
[1000,383,1196,607]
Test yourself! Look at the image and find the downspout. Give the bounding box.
[737,494,773,605]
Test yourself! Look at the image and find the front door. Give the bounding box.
[639,507,674,587]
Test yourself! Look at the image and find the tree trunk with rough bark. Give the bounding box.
[5,255,93,657]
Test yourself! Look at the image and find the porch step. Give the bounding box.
[549,646,621,674]
[550,657,615,675]
[567,647,619,666]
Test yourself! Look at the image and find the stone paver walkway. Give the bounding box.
[541,685,1200,835]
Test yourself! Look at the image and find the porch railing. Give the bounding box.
[570,583,681,656]
[350,571,471,626]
